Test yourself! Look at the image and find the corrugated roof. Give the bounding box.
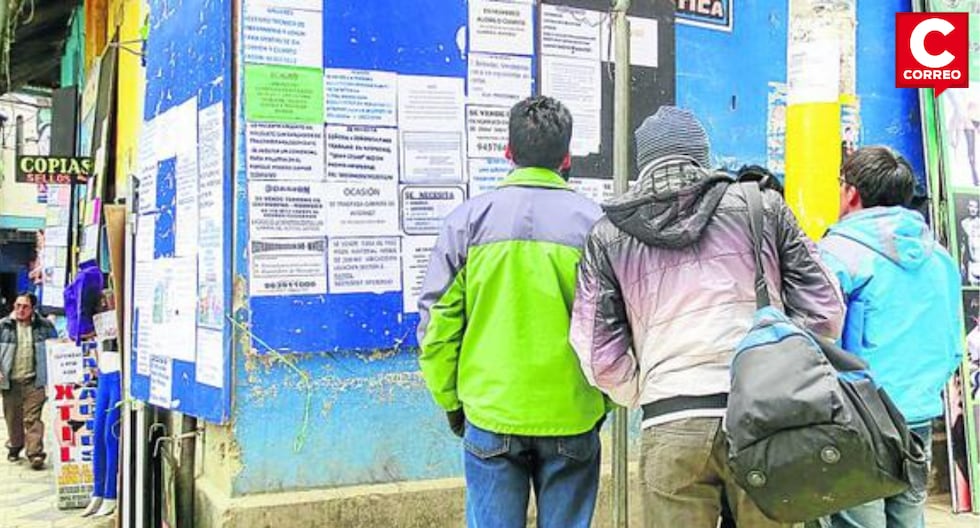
[0,0,75,95]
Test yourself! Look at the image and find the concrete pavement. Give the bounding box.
[2,408,978,527]
[0,408,112,528]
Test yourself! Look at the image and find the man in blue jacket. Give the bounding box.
[819,146,963,528]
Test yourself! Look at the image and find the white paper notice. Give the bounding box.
[601,16,659,68]
[136,214,156,263]
[467,106,509,159]
[467,53,533,106]
[248,181,327,237]
[400,186,466,235]
[324,181,399,236]
[398,75,465,132]
[46,225,69,247]
[80,224,100,263]
[468,157,511,197]
[133,264,154,376]
[93,311,119,341]
[250,238,327,296]
[401,131,465,183]
[243,3,323,67]
[148,355,173,408]
[542,5,602,60]
[138,119,159,214]
[151,258,197,362]
[569,177,615,204]
[541,55,601,155]
[401,235,437,313]
[324,69,398,127]
[173,98,199,258]
[787,36,841,105]
[46,341,84,386]
[40,251,66,309]
[325,125,398,181]
[198,103,225,329]
[246,123,324,181]
[195,329,224,389]
[328,237,402,294]
[469,0,534,55]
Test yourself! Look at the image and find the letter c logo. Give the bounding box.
[910,18,956,69]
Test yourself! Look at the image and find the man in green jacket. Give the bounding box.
[418,95,607,528]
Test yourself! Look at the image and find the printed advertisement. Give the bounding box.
[400,186,467,235]
[327,237,401,294]
[47,341,97,509]
[250,238,328,296]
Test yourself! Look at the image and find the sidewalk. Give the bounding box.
[2,411,977,527]
[0,409,112,528]
[925,495,979,528]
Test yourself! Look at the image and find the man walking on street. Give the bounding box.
[569,106,845,527]
[417,95,607,528]
[818,147,962,528]
[1,293,57,470]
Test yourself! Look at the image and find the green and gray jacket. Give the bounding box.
[417,167,606,436]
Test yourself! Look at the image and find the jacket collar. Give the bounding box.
[1,312,40,329]
[499,167,569,190]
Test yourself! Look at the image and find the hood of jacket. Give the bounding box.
[603,164,733,250]
[826,206,935,271]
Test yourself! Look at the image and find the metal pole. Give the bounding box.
[611,1,631,526]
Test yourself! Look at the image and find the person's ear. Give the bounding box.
[505,145,514,163]
[560,153,571,172]
[845,184,863,210]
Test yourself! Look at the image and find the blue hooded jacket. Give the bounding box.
[819,207,963,426]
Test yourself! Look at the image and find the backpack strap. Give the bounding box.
[741,182,771,309]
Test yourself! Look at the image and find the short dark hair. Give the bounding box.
[841,146,915,208]
[16,292,37,308]
[508,96,573,170]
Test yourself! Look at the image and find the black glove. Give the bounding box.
[447,409,465,438]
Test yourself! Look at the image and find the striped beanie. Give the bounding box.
[635,106,711,173]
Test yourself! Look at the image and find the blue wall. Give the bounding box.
[676,0,788,171]
[857,0,926,190]
[227,0,928,496]
[231,350,458,493]
[230,0,469,494]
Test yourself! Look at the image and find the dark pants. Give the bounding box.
[463,421,601,528]
[2,379,47,459]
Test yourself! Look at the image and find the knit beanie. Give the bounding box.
[635,106,711,172]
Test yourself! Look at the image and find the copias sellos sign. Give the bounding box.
[16,155,92,184]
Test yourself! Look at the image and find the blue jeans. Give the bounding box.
[820,425,932,528]
[92,371,121,499]
[463,421,600,528]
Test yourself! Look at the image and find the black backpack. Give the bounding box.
[724,182,929,523]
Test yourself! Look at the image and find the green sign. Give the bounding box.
[245,64,324,124]
[16,156,92,184]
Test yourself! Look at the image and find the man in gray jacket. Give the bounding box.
[569,106,845,527]
[0,293,56,469]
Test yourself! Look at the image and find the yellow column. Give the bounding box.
[109,0,146,197]
[785,102,841,238]
[784,0,855,239]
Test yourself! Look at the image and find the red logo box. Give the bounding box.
[896,12,969,96]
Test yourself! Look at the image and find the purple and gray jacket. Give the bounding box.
[569,168,845,427]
